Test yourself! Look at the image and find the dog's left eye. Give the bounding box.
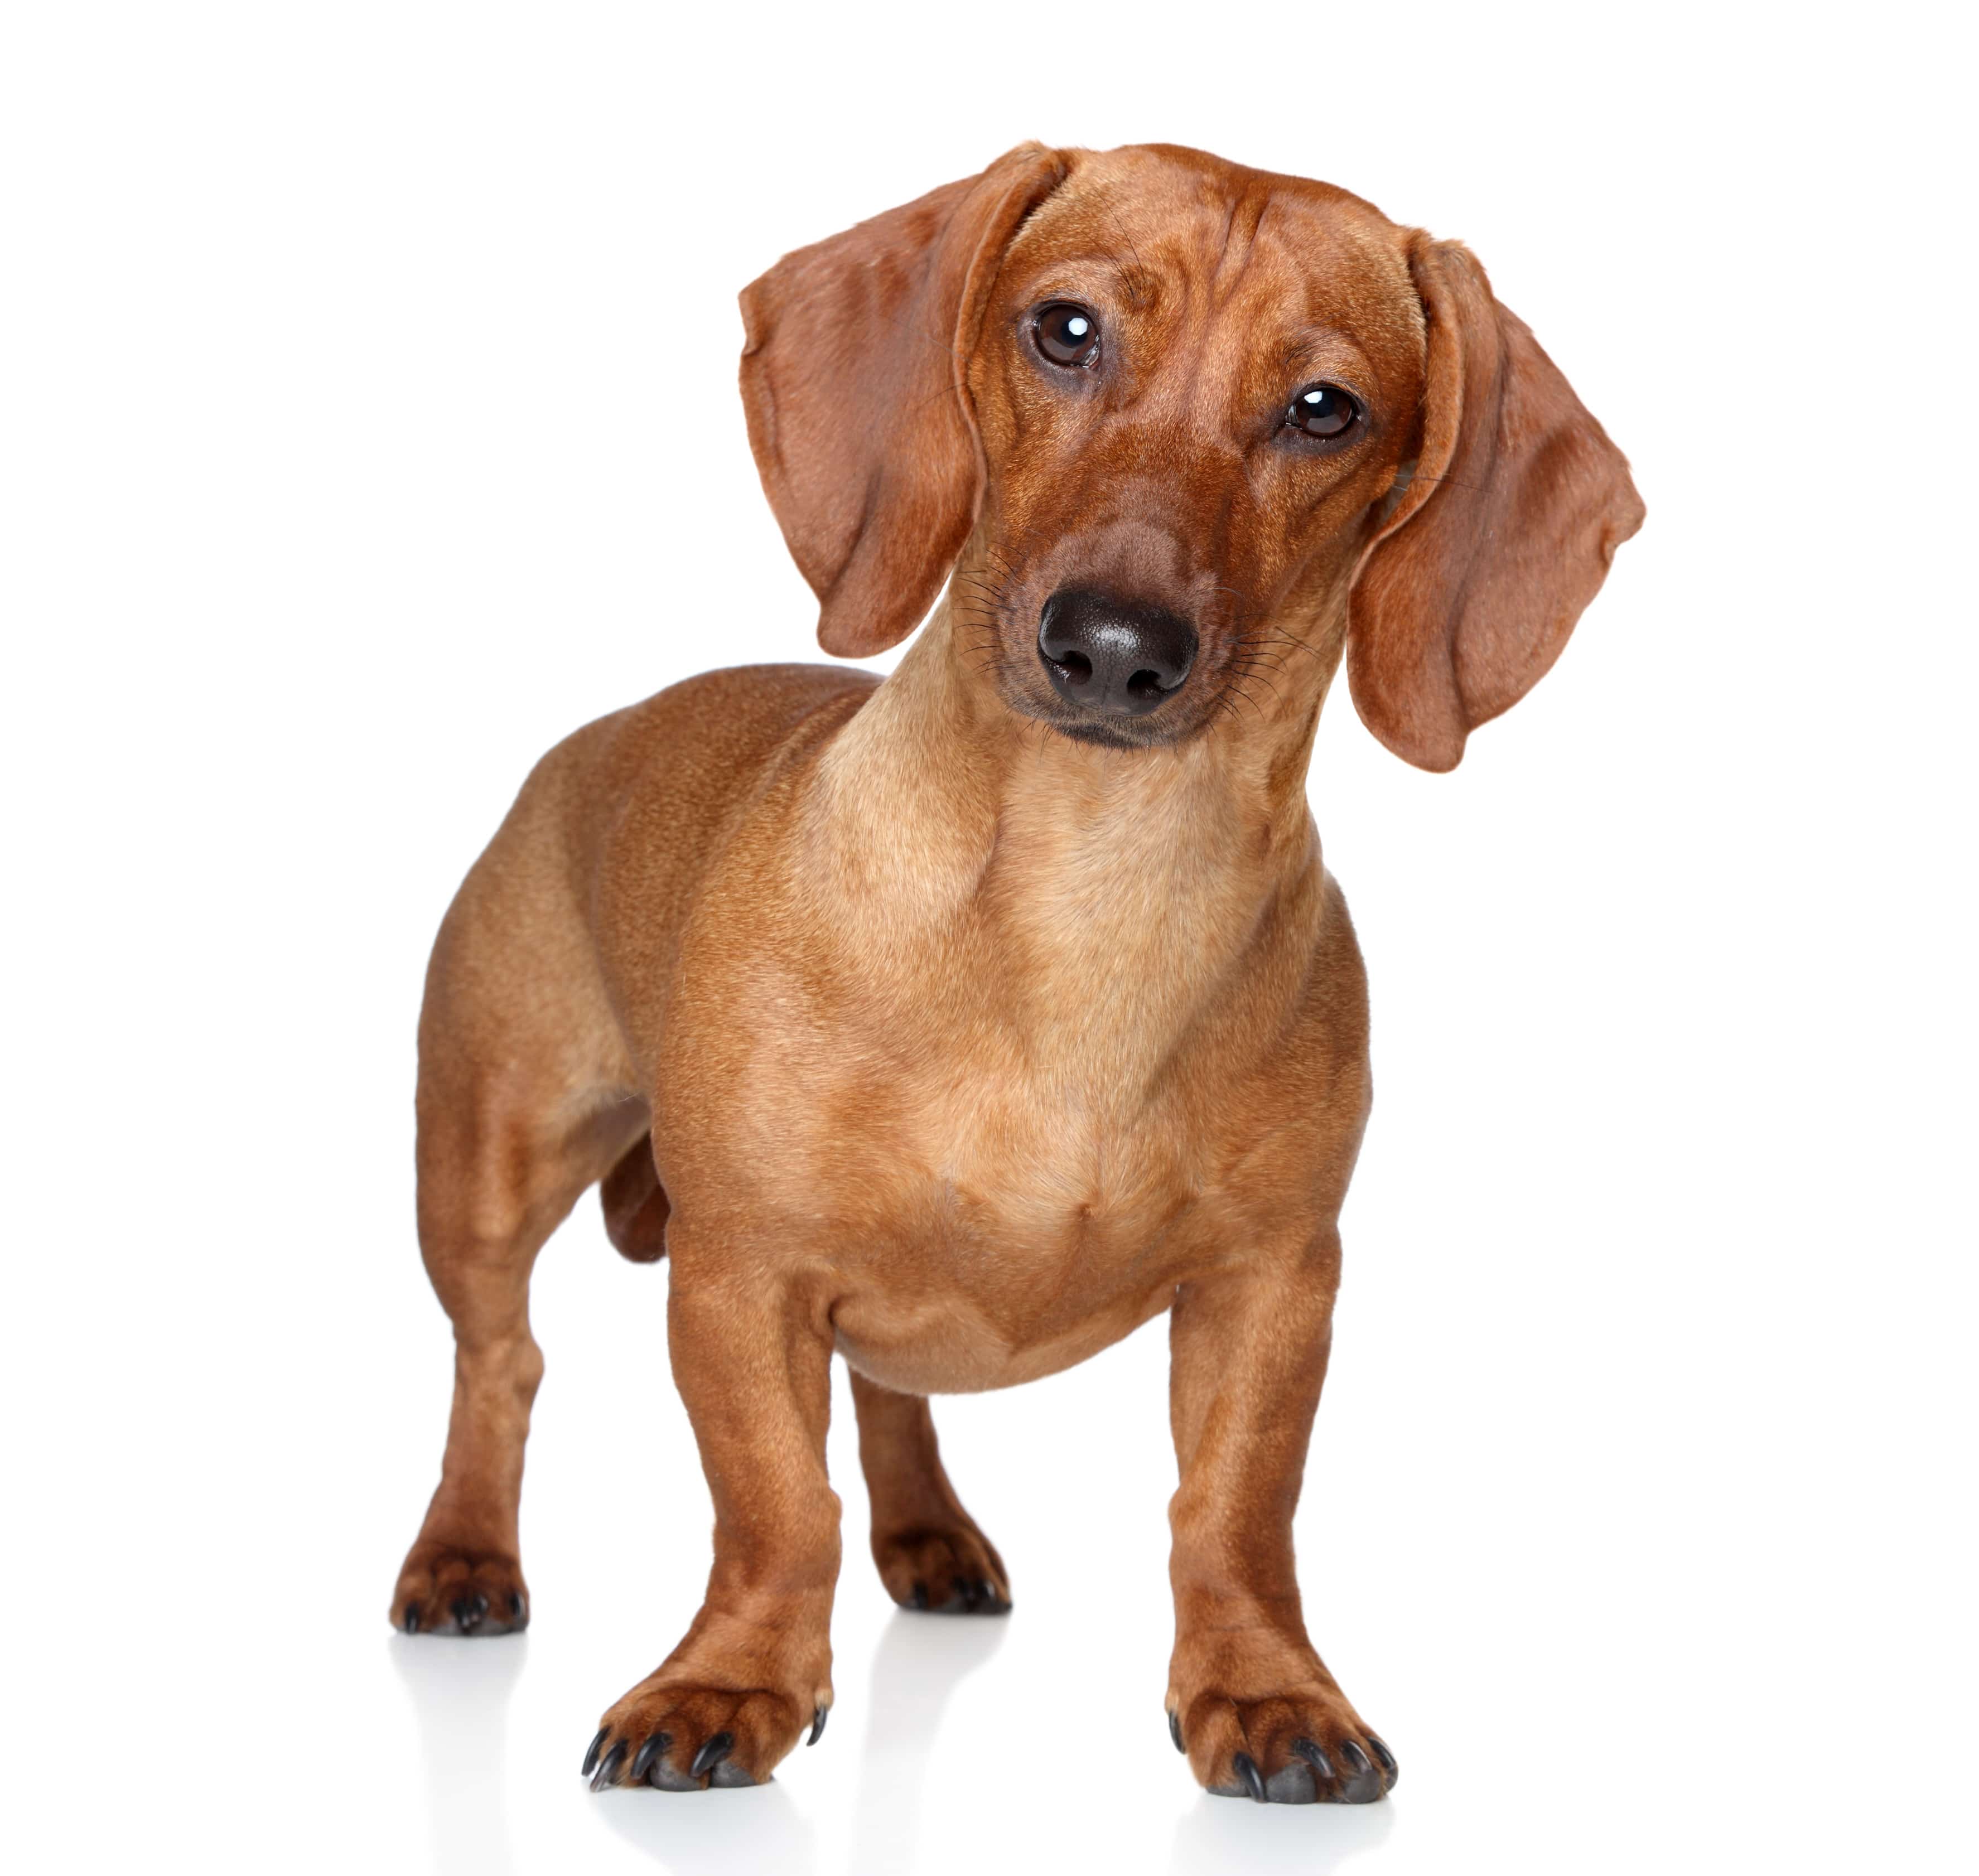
[1034,302,1102,368]
[1284,383,1360,439]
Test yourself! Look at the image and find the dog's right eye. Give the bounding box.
[1034,302,1102,368]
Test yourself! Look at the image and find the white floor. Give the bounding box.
[28,1175,1968,1876]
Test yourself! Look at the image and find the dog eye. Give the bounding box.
[1034,302,1101,368]
[1285,383,1360,439]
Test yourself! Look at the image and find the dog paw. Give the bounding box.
[1170,1686,1397,1805]
[582,1680,820,1792]
[391,1540,529,1637]
[872,1521,1010,1614]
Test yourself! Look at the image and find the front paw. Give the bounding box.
[1169,1654,1396,1804]
[585,1611,832,1794]
[583,1680,822,1791]
[871,1521,1010,1614]
[391,1539,529,1637]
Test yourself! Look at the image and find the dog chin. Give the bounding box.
[1050,717,1166,750]
[1006,693,1197,751]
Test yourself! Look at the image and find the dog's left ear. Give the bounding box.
[1347,236,1645,771]
[740,144,1069,659]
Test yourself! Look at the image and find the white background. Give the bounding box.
[3,4,1972,1872]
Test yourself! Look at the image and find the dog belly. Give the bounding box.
[811,1132,1208,1394]
[830,1281,1173,1396]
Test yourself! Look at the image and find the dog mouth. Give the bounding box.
[997,673,1216,750]
[1044,712,1174,750]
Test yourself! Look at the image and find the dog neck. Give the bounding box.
[802,589,1343,1080]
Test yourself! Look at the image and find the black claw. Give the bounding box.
[1292,1735,1334,1779]
[589,1741,627,1792]
[1367,1733,1398,1787]
[808,1706,828,1747]
[403,1603,422,1635]
[1168,1709,1185,1754]
[630,1732,670,1785]
[911,1580,929,1611]
[974,1578,999,1609]
[689,1731,735,1780]
[452,1593,486,1633]
[1336,1738,1384,1804]
[953,1575,974,1610]
[1233,1751,1267,1803]
[581,1728,609,1778]
[509,1591,527,1624]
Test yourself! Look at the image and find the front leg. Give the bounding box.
[1166,1232,1398,1805]
[585,1254,840,1792]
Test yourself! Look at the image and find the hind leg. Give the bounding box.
[392,1063,640,1635]
[390,758,651,1637]
[392,1066,643,1635]
[851,1372,1010,1614]
[389,858,648,1641]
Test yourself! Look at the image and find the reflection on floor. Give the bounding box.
[391,1608,1394,1876]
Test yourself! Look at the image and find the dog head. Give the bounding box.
[740,143,1643,768]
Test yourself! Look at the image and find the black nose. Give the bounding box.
[1036,588,1198,717]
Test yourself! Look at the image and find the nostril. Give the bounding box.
[1037,587,1198,719]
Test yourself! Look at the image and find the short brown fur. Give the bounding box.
[392,142,1642,1804]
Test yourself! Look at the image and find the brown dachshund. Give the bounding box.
[390,141,1643,1805]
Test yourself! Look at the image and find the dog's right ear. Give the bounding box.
[740,145,1068,659]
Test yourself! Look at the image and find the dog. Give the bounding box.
[390,141,1643,1805]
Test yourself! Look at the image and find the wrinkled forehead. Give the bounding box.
[1000,146,1427,397]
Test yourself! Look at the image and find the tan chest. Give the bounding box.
[782,1034,1255,1391]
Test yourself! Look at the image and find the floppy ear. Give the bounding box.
[1348,236,1645,771]
[738,144,1069,659]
